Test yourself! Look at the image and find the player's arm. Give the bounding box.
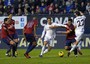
[73,18,77,29]
[41,26,46,39]
[34,24,38,37]
[49,24,67,29]
[22,28,27,43]
[57,28,72,34]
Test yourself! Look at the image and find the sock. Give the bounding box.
[74,48,77,55]
[12,45,16,56]
[43,49,48,54]
[70,45,76,52]
[6,45,12,53]
[26,43,36,54]
[40,45,45,55]
[15,43,18,51]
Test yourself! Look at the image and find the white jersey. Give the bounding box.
[41,24,55,39]
[74,15,86,33]
[41,23,66,47]
[41,23,67,39]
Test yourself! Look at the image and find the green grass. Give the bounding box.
[0,49,90,64]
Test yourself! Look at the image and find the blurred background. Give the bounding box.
[0,0,90,15]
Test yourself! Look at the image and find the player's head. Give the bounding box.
[4,18,8,23]
[47,17,52,24]
[68,18,73,25]
[74,11,81,16]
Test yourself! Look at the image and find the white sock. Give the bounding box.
[43,49,48,54]
[40,46,45,55]
[70,45,76,52]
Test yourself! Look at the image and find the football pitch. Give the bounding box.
[0,49,89,64]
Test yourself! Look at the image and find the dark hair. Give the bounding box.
[68,18,73,22]
[47,17,51,20]
[74,11,80,16]
[4,18,8,23]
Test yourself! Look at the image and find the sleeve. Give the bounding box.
[82,15,86,20]
[41,26,46,38]
[54,23,67,27]
[73,18,77,27]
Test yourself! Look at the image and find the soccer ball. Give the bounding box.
[58,51,64,57]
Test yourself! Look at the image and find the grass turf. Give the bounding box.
[0,49,90,64]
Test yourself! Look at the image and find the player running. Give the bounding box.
[57,19,77,56]
[1,18,16,57]
[23,17,38,59]
[39,17,67,57]
[68,11,86,56]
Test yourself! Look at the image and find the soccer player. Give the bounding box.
[39,17,67,57]
[5,14,19,56]
[57,19,77,56]
[23,17,38,59]
[1,18,16,57]
[68,11,86,56]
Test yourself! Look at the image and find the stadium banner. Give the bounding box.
[0,16,27,29]
[0,34,90,49]
[27,14,90,33]
[0,14,90,49]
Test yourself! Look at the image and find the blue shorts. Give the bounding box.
[25,34,36,43]
[2,37,11,45]
[65,39,76,46]
[10,33,18,39]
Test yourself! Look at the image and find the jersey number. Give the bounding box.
[77,19,84,27]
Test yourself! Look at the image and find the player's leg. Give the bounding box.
[39,36,49,57]
[69,33,83,53]
[64,39,72,51]
[43,38,53,54]
[64,39,72,57]
[2,38,12,57]
[24,34,37,58]
[6,45,12,56]
[43,45,52,54]
[40,41,48,56]
[10,40,16,57]
[77,39,83,55]
[12,34,19,55]
[67,39,77,57]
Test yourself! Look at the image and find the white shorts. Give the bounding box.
[44,36,54,47]
[75,32,84,42]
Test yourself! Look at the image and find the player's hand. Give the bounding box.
[10,40,15,45]
[65,25,69,29]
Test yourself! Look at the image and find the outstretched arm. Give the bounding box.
[41,27,46,39]
[49,23,68,29]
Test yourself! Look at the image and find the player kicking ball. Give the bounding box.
[39,17,67,57]
[57,19,78,57]
[68,11,86,57]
